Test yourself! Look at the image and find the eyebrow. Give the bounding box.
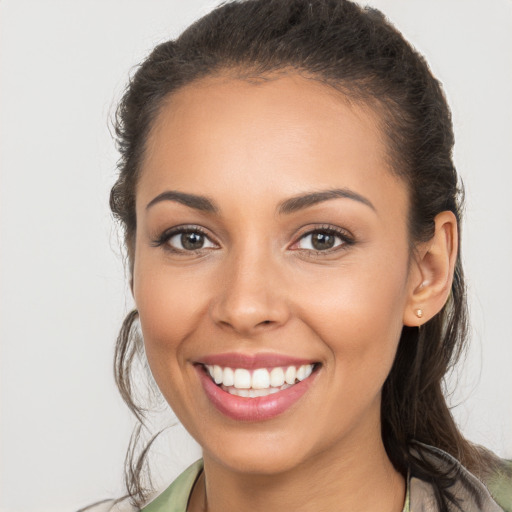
[146,191,218,213]
[146,187,375,215]
[278,188,376,214]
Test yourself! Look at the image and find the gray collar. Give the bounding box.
[409,443,503,511]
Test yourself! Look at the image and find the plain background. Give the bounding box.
[0,1,511,511]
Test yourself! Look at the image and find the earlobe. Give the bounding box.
[403,211,458,327]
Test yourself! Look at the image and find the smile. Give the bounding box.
[205,364,315,398]
[195,355,320,421]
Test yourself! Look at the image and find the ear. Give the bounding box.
[403,211,458,327]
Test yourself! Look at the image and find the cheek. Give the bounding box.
[132,253,209,366]
[294,261,409,435]
[295,253,409,375]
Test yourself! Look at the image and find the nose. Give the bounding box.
[210,244,290,336]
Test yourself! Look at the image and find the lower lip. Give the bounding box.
[196,366,317,421]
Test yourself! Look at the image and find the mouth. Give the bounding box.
[203,363,316,398]
[194,355,320,421]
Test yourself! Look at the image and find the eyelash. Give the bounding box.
[151,224,355,255]
[151,225,215,254]
[292,225,355,255]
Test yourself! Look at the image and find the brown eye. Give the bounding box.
[181,232,205,250]
[166,229,217,251]
[310,232,336,250]
[295,229,347,252]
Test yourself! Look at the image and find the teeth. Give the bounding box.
[205,363,315,395]
[269,367,285,387]
[223,367,234,387]
[213,365,223,384]
[226,383,292,397]
[252,368,270,389]
[285,366,296,385]
[233,368,251,389]
[296,364,312,381]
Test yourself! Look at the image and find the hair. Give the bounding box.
[109,0,497,509]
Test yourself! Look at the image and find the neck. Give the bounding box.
[189,429,405,512]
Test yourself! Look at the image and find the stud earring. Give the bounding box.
[415,309,423,318]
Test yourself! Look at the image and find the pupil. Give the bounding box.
[181,232,204,250]
[312,232,335,250]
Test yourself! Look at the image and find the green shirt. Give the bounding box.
[141,446,511,512]
[87,444,510,511]
[141,460,411,512]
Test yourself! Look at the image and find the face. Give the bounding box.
[132,73,417,475]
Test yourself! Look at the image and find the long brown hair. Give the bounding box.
[110,0,493,508]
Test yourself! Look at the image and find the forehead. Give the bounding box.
[138,73,407,216]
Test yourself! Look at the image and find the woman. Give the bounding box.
[88,0,511,510]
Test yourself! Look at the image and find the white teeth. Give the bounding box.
[213,365,223,384]
[233,368,251,389]
[250,389,269,398]
[269,367,285,387]
[285,366,296,385]
[223,367,234,387]
[252,368,270,389]
[297,364,313,381]
[225,383,292,397]
[206,363,315,395]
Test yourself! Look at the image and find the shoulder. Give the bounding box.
[484,458,512,512]
[76,498,137,512]
[409,443,512,512]
[77,460,204,512]
[141,459,204,512]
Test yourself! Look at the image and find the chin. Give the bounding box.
[199,422,332,477]
[207,444,309,476]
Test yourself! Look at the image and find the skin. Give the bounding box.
[132,73,457,512]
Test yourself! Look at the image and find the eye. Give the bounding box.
[153,226,218,253]
[294,227,353,252]
[169,230,216,251]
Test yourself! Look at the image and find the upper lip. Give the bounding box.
[196,352,317,369]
